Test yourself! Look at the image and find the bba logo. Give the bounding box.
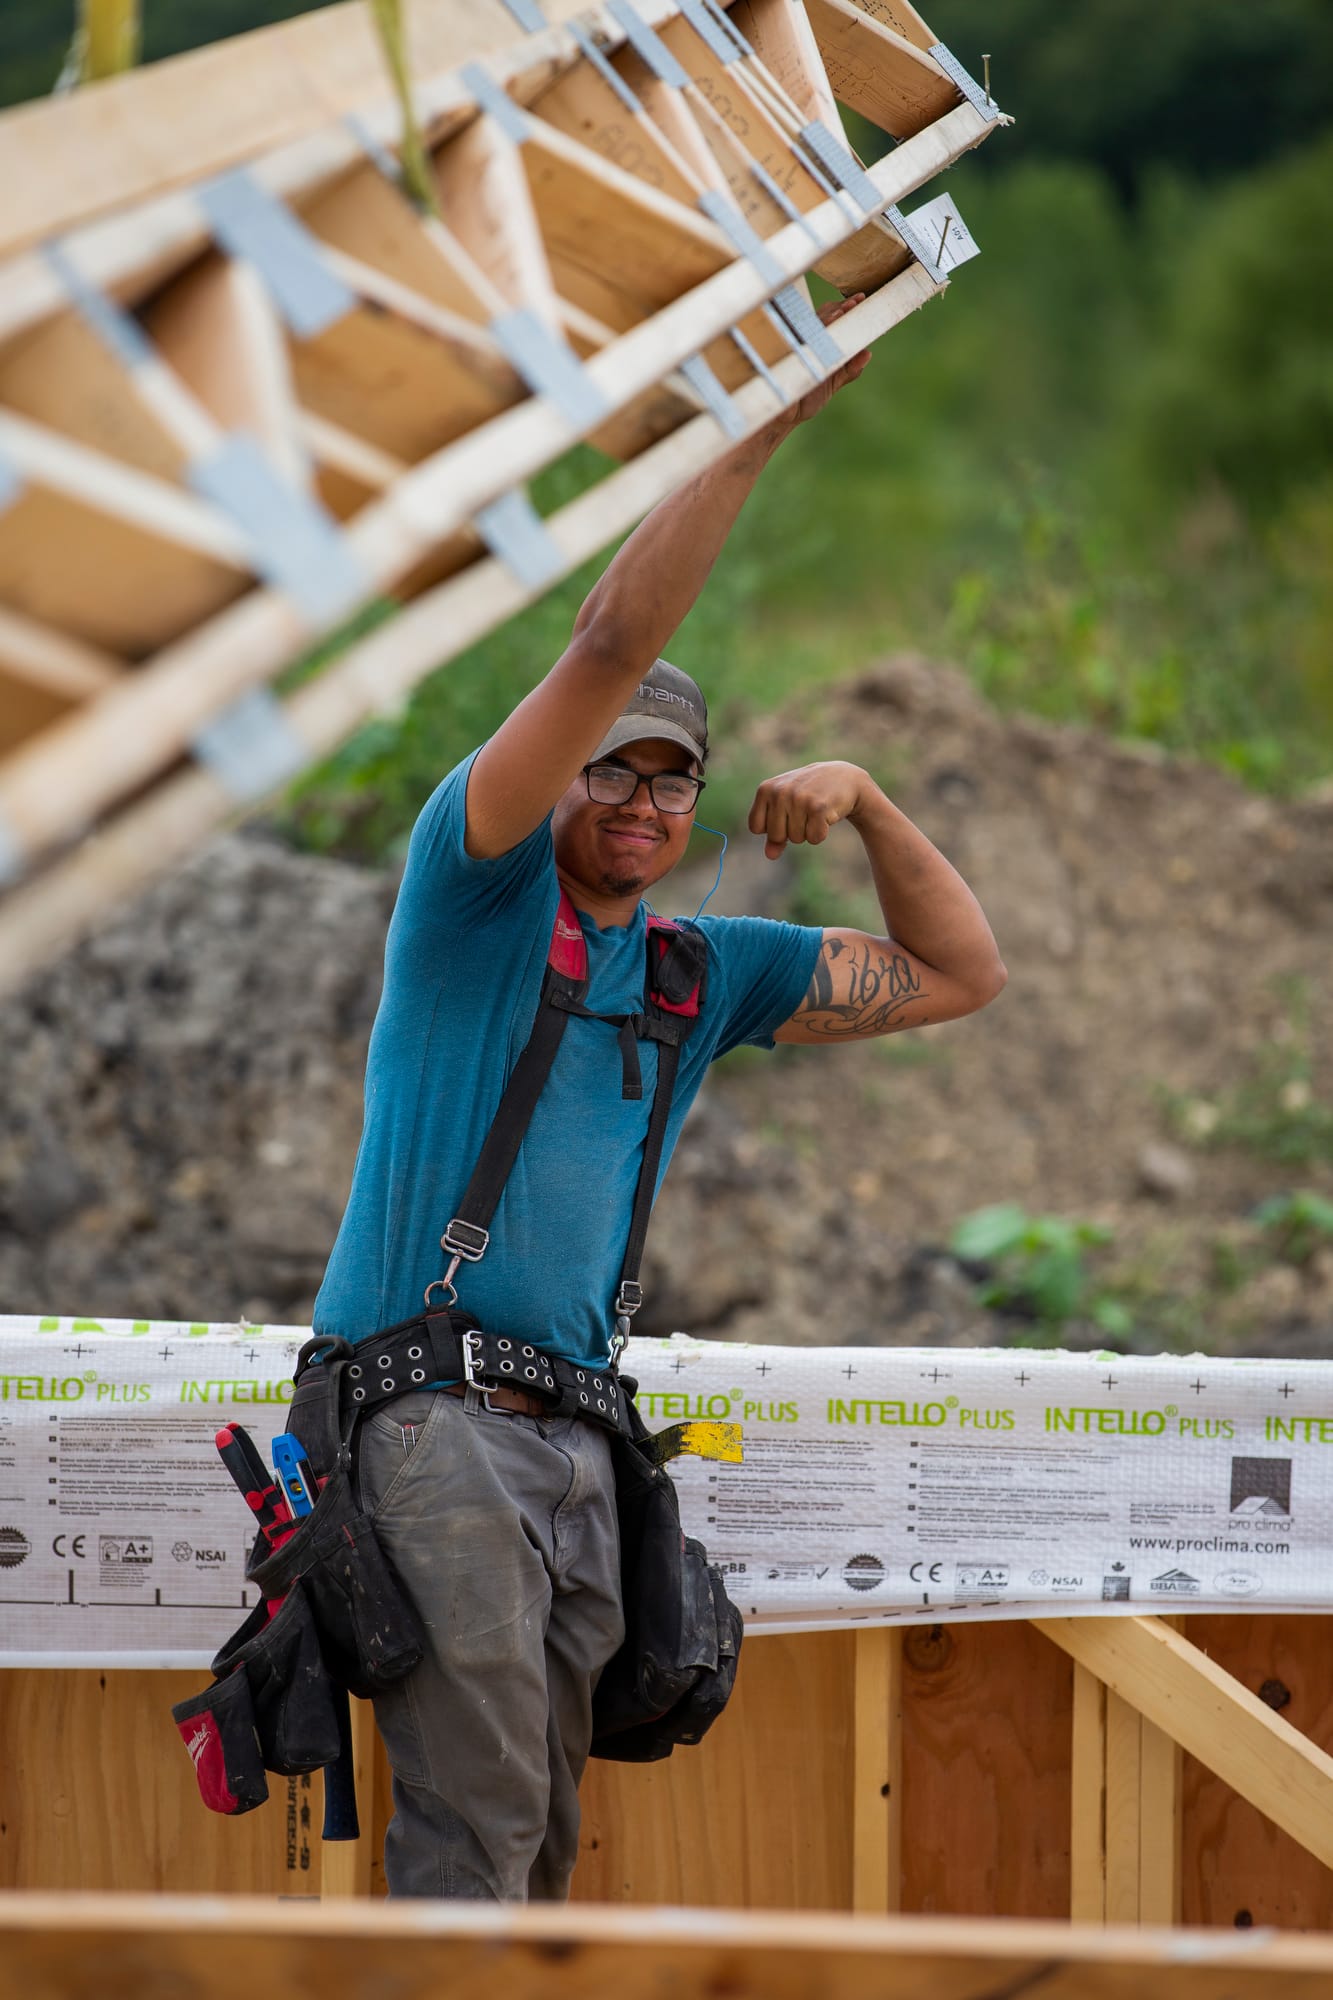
[1150,1568,1201,1595]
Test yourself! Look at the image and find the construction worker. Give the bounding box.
[310,299,1007,1898]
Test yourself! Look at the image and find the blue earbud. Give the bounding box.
[690,821,729,919]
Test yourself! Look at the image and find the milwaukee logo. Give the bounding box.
[185,1723,212,1769]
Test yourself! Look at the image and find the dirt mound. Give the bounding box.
[3,657,1331,1354]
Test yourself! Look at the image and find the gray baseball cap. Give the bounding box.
[593,658,709,767]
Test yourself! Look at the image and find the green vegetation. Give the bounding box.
[950,1203,1131,1341]
[1253,1191,1333,1268]
[949,1186,1333,1353]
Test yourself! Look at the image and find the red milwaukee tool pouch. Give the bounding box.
[171,1668,269,1817]
[246,1453,423,1701]
[208,1579,342,1776]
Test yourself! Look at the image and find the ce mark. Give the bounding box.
[909,1561,943,1584]
[53,1534,87,1559]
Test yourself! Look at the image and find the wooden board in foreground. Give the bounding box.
[5,1895,1333,2000]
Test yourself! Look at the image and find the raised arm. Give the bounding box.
[757,761,1007,1042]
[464,302,871,858]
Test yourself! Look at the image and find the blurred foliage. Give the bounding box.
[2,5,1329,861]
[950,1203,1131,1340]
[1253,1191,1333,1267]
[905,0,1333,195]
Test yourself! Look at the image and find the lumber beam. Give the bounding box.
[838,0,939,53]
[804,0,958,137]
[1034,1616,1333,1874]
[1070,1661,1108,1923]
[434,111,562,327]
[6,1893,1333,2000]
[1105,1686,1144,1923]
[0,605,125,700]
[531,56,707,206]
[851,1625,903,1913]
[299,161,502,327]
[656,2,906,297]
[144,254,310,492]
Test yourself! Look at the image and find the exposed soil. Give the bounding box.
[3,655,1331,1356]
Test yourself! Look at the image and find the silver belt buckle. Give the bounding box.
[460,1330,501,1411]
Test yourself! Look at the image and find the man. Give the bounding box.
[311,300,1006,1901]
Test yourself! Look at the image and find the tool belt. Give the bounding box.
[287,1312,635,1463]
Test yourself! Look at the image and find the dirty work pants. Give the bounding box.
[357,1385,623,1900]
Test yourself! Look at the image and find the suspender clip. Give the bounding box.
[442,1218,490,1260]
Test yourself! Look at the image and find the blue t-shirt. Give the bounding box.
[314,751,822,1365]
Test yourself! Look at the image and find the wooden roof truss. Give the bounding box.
[0,0,1004,990]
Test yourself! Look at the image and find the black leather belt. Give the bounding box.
[294,1313,633,1438]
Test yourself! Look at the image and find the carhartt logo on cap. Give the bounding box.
[637,683,695,709]
[592,657,709,764]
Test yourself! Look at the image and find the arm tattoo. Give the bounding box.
[795,936,927,1038]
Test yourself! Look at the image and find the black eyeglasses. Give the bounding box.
[582,760,704,815]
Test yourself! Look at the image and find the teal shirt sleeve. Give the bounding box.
[393,748,555,941]
[693,912,823,1055]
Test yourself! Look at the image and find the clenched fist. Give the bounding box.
[748,761,876,859]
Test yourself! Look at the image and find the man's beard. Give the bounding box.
[598,864,647,896]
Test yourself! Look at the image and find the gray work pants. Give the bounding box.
[357,1386,623,1901]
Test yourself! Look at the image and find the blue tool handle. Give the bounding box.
[272,1433,315,1517]
[322,1683,360,1841]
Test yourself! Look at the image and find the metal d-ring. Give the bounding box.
[423,1252,464,1311]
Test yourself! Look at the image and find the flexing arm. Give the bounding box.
[464,301,871,859]
[759,761,1007,1043]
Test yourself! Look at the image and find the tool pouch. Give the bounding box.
[243,1462,421,1699]
[250,1347,424,1699]
[589,1410,743,1763]
[207,1579,342,1776]
[171,1668,269,1817]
